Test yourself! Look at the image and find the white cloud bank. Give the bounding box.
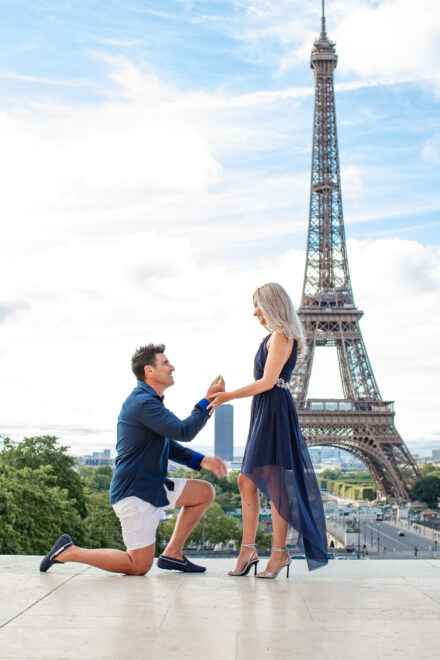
[229,0,440,93]
[1,231,439,456]
[332,0,440,90]
[0,55,438,459]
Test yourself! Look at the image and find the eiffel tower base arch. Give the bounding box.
[298,407,420,501]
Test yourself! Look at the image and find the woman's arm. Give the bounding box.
[207,331,293,412]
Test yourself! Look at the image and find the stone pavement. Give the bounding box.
[1,556,440,660]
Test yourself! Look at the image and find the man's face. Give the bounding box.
[147,353,175,390]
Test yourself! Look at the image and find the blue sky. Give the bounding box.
[0,0,439,457]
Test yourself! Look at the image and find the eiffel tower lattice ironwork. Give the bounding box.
[289,2,420,501]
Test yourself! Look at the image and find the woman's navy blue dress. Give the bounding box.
[241,334,328,571]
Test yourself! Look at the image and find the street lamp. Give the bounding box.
[377,523,380,555]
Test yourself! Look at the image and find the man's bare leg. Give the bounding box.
[162,479,215,560]
[56,543,155,576]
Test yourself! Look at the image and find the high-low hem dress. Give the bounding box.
[241,334,328,571]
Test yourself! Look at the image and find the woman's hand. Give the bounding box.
[207,391,233,415]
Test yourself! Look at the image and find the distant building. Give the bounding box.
[226,459,242,472]
[309,449,322,465]
[76,449,114,468]
[215,404,233,461]
[432,449,440,461]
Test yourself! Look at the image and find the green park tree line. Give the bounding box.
[0,436,271,555]
[414,463,440,508]
[316,468,377,501]
[318,466,440,507]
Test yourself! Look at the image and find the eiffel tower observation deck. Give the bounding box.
[289,2,421,501]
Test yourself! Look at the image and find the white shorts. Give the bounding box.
[112,478,187,551]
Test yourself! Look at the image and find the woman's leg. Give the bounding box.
[257,501,289,575]
[230,473,260,572]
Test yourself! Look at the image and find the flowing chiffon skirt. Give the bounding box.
[241,336,328,571]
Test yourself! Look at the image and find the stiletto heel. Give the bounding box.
[228,544,260,577]
[256,547,291,579]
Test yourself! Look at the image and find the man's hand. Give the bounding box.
[206,375,225,398]
[200,456,227,479]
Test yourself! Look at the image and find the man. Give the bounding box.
[40,343,227,576]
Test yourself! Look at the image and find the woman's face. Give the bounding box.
[253,299,266,326]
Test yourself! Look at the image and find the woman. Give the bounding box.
[208,283,328,577]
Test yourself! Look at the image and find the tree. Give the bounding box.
[321,469,337,480]
[215,490,242,512]
[171,467,239,496]
[186,502,240,547]
[0,436,88,517]
[82,491,124,550]
[156,517,177,555]
[412,477,440,508]
[421,463,440,479]
[78,465,113,492]
[0,465,86,554]
[229,520,271,551]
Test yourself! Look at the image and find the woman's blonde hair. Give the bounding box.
[253,282,305,354]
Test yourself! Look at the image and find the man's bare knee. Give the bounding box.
[126,559,153,576]
[203,480,216,504]
[126,546,155,576]
[132,566,151,576]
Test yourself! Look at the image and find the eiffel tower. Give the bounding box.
[289,2,420,501]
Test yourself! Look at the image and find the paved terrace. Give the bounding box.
[1,556,439,659]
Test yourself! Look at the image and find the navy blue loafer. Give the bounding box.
[39,534,73,572]
[157,554,206,573]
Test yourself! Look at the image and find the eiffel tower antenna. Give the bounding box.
[321,0,327,37]
[289,2,420,501]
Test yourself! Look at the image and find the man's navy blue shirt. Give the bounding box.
[109,381,209,507]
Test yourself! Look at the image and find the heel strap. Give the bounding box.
[241,544,256,549]
[272,547,287,552]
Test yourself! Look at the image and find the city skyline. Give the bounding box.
[0,1,439,457]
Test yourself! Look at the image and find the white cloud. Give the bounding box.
[0,56,316,268]
[331,1,440,85]
[0,53,438,459]
[0,71,83,86]
[0,223,307,454]
[0,69,222,221]
[347,238,440,446]
[226,0,440,93]
[341,164,363,198]
[422,133,440,165]
[1,231,439,457]
[292,0,439,93]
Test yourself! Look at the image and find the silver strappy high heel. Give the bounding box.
[228,544,260,577]
[256,547,291,579]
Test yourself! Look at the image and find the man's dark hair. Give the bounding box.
[131,344,166,380]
